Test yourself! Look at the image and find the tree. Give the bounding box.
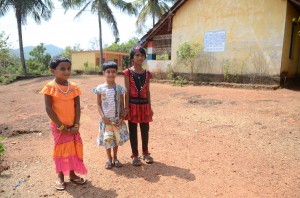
[61,45,82,60]
[133,0,177,33]
[89,37,100,50]
[105,37,139,68]
[60,0,137,68]
[176,41,201,80]
[0,31,11,68]
[27,43,51,73]
[0,0,54,74]
[0,31,21,74]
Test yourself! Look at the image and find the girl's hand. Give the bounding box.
[115,119,123,126]
[70,126,79,134]
[60,127,69,134]
[122,111,128,118]
[102,117,111,125]
[122,108,130,118]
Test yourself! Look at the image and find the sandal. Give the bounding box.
[55,181,65,190]
[113,159,122,168]
[131,156,141,166]
[142,154,154,164]
[69,177,86,185]
[105,161,113,169]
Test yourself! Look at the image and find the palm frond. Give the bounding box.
[110,0,137,16]
[135,0,174,31]
[0,0,11,16]
[74,1,92,19]
[100,1,119,38]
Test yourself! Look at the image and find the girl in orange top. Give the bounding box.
[40,56,87,190]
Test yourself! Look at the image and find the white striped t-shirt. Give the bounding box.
[100,87,116,119]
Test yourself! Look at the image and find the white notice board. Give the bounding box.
[204,30,226,52]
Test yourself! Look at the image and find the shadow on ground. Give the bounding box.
[111,161,196,183]
[65,180,118,198]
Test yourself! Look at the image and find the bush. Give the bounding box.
[0,136,5,159]
[0,75,16,84]
[173,75,188,87]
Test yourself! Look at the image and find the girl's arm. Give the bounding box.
[74,96,80,125]
[120,94,125,117]
[124,75,130,115]
[70,96,80,134]
[146,81,153,115]
[44,95,68,134]
[116,94,125,126]
[97,94,111,124]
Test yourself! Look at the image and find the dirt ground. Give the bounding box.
[0,75,299,198]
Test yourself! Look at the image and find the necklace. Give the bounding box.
[54,79,69,95]
[133,65,143,73]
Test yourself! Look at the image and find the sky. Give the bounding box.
[0,0,146,50]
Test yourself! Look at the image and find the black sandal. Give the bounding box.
[105,161,113,169]
[113,159,123,168]
[131,157,141,166]
[142,154,154,164]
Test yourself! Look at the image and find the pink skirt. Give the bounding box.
[50,124,88,176]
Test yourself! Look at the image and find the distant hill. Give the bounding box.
[11,44,64,60]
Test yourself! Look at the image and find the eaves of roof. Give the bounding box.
[289,0,300,11]
[139,0,300,46]
[138,0,187,46]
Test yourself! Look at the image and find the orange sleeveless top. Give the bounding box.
[40,80,81,126]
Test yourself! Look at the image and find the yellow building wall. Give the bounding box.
[281,2,300,77]
[72,51,127,71]
[171,0,287,76]
[72,52,97,71]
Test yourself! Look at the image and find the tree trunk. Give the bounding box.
[98,2,104,71]
[16,8,27,75]
[152,12,155,27]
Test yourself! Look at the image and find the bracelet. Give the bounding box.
[57,124,64,131]
[74,124,79,128]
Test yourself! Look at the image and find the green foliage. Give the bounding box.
[0,0,54,74]
[172,75,188,87]
[0,75,17,84]
[134,0,176,33]
[105,37,139,68]
[222,60,230,82]
[0,32,10,63]
[0,136,5,157]
[61,45,81,60]
[105,37,139,52]
[26,43,51,74]
[176,41,202,80]
[61,0,137,65]
[0,32,22,83]
[222,59,246,83]
[177,41,201,61]
[292,16,300,36]
[83,62,98,74]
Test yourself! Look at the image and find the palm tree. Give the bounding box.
[133,0,177,33]
[60,0,137,67]
[0,0,54,74]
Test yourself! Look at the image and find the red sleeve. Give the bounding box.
[148,70,152,79]
[122,69,129,76]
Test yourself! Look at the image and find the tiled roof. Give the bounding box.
[139,0,187,46]
[139,0,300,46]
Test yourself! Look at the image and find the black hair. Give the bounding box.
[49,56,71,69]
[102,61,118,71]
[130,46,147,60]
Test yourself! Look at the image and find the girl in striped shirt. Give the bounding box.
[93,61,129,169]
